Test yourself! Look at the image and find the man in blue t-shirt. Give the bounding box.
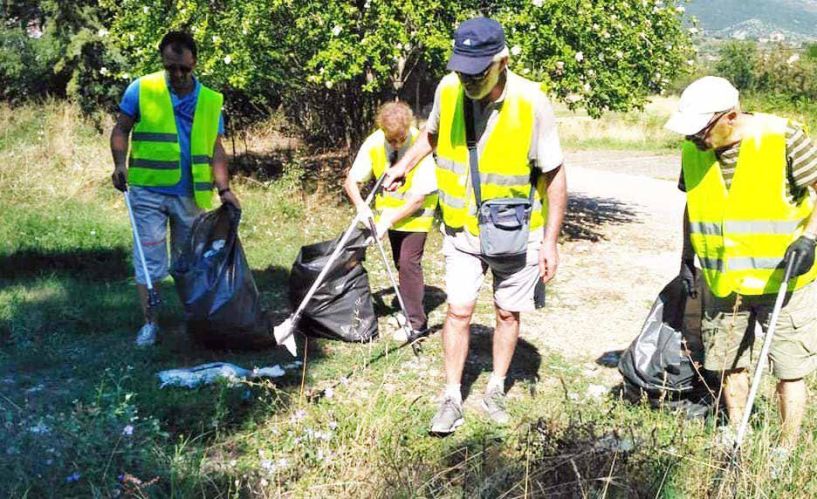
[110,31,240,347]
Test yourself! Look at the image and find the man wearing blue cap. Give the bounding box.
[384,17,567,434]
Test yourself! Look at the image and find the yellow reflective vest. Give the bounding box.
[683,113,817,297]
[127,71,223,209]
[435,72,547,235]
[369,127,438,232]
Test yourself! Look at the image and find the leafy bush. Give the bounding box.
[103,0,692,146]
[715,40,758,91]
[0,26,62,102]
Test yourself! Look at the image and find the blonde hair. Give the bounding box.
[376,101,413,138]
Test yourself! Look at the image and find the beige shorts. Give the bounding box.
[701,280,817,380]
[442,234,545,312]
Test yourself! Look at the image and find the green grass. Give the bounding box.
[4,101,817,497]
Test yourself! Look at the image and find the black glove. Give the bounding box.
[111,166,127,192]
[784,235,816,277]
[680,258,698,298]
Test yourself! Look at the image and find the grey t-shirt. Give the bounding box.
[425,70,565,254]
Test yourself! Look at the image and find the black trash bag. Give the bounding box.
[171,204,270,349]
[289,227,378,342]
[618,275,717,417]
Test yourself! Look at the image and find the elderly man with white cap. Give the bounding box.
[383,17,567,435]
[667,76,817,458]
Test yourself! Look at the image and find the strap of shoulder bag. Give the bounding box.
[464,95,540,211]
[464,96,482,207]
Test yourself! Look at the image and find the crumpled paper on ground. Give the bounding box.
[157,362,287,388]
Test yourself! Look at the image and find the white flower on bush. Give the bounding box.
[325,80,334,89]
[98,28,108,37]
[583,83,592,92]
[223,55,232,64]
[676,6,685,13]
[615,50,624,59]
[511,45,521,56]
[532,0,544,6]
[99,67,109,76]
[575,51,584,62]
[688,27,699,35]
[122,424,134,436]
[142,6,149,13]
[555,61,565,70]
[332,25,343,36]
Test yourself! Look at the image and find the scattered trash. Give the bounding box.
[28,421,51,435]
[595,433,636,453]
[597,351,622,368]
[157,362,286,389]
[586,384,608,400]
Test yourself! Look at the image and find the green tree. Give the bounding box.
[60,1,695,144]
[715,40,758,91]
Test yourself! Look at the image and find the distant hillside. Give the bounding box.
[687,0,817,41]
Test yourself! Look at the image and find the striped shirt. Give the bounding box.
[678,119,817,201]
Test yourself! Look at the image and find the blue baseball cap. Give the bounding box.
[446,17,506,76]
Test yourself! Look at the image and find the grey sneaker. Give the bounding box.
[482,386,510,425]
[135,323,159,347]
[429,396,464,435]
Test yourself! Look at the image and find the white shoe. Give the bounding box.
[135,323,159,347]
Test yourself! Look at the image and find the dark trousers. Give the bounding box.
[387,230,428,330]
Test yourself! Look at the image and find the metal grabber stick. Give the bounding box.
[366,216,422,356]
[273,174,388,356]
[732,257,797,454]
[123,190,161,314]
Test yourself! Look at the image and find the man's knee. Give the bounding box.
[494,305,520,324]
[446,303,475,324]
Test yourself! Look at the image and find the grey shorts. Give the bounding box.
[443,234,545,312]
[129,187,200,285]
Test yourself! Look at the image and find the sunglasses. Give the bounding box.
[164,64,193,74]
[687,112,726,142]
[456,63,495,82]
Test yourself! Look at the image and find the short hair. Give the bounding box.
[376,101,413,138]
[493,45,510,62]
[159,31,197,59]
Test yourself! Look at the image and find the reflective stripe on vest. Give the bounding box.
[683,113,817,297]
[127,71,223,209]
[369,127,439,233]
[434,72,546,235]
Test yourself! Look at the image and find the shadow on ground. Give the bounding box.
[372,285,447,321]
[562,193,639,242]
[0,247,132,280]
[460,324,542,400]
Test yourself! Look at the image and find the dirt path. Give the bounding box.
[523,150,684,366]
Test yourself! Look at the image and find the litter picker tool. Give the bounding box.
[365,216,422,356]
[731,257,796,456]
[123,190,161,314]
[274,174,388,356]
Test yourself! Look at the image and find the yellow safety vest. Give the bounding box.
[127,71,223,209]
[683,113,817,297]
[435,72,548,235]
[369,127,438,232]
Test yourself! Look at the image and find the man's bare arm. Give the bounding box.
[383,130,437,190]
[543,165,567,244]
[110,113,135,191]
[213,136,240,208]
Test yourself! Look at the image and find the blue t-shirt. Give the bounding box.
[119,75,225,197]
